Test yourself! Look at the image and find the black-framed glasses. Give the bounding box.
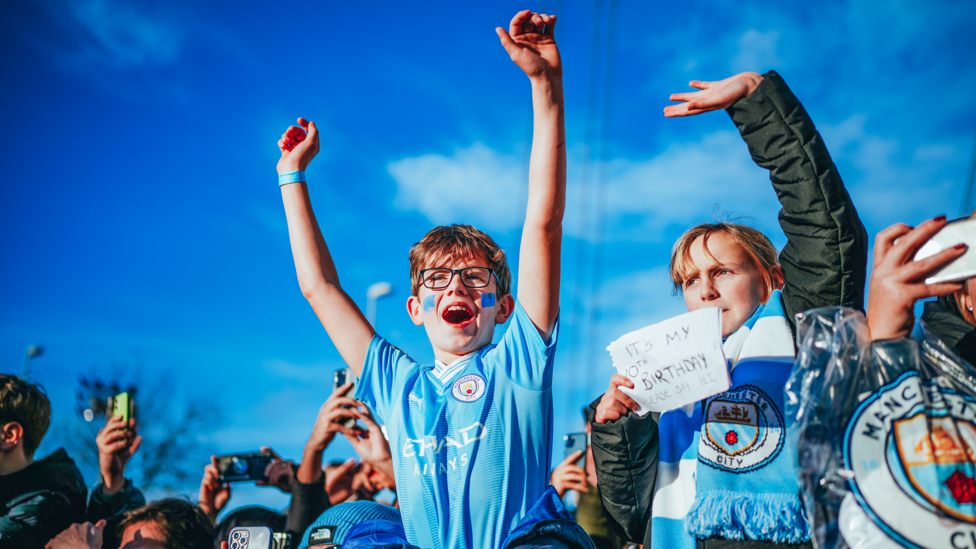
[419,267,499,290]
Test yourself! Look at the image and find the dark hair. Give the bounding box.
[118,498,214,549]
[0,374,51,456]
[213,507,286,549]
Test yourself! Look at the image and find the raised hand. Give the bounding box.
[550,451,588,497]
[276,117,320,174]
[256,447,294,493]
[344,406,394,480]
[594,374,640,423]
[664,72,764,118]
[325,458,360,505]
[867,216,966,341]
[198,456,232,524]
[496,10,561,80]
[45,521,107,549]
[306,382,362,453]
[96,415,142,495]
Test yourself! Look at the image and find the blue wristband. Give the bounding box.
[278,171,306,186]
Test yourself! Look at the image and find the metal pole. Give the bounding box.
[366,282,393,327]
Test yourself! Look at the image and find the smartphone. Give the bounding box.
[106,392,133,430]
[228,526,273,549]
[563,432,588,468]
[334,367,358,429]
[915,217,976,284]
[216,452,273,482]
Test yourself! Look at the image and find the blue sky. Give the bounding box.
[2,0,975,512]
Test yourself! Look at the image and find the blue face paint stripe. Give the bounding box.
[423,295,436,314]
[481,293,496,308]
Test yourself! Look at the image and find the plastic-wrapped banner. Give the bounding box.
[786,307,976,549]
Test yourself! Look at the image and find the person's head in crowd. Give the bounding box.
[297,501,401,549]
[941,210,976,327]
[406,224,516,356]
[117,498,213,549]
[212,507,285,549]
[670,222,784,338]
[0,373,51,473]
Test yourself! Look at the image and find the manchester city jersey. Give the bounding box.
[355,301,558,549]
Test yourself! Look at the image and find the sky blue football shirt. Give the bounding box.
[355,301,558,549]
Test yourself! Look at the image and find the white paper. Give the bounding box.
[606,307,730,414]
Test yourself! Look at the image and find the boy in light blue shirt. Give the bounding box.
[273,10,565,549]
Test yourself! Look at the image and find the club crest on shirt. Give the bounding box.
[451,374,486,402]
[844,372,976,548]
[698,384,784,472]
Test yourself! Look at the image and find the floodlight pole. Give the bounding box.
[22,345,43,379]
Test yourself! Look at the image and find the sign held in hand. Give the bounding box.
[606,307,729,414]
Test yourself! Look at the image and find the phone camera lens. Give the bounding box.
[232,542,239,549]
[233,532,241,540]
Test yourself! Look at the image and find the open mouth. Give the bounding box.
[442,304,475,325]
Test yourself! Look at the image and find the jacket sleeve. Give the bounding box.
[285,471,331,540]
[587,398,659,544]
[0,490,74,548]
[87,481,146,549]
[726,71,868,324]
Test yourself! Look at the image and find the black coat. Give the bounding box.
[0,448,88,549]
[589,71,868,549]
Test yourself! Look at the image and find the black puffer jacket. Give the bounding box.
[0,448,88,548]
[922,295,976,364]
[589,71,868,549]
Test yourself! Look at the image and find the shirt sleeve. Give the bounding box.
[354,334,418,422]
[484,300,559,391]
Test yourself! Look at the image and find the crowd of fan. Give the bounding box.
[4,7,976,549]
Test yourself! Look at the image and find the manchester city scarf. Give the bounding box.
[651,291,810,549]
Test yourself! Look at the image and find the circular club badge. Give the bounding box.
[452,374,486,403]
[844,371,976,549]
[699,384,785,473]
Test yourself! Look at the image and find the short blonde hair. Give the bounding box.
[408,224,511,297]
[670,223,780,302]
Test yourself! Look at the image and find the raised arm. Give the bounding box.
[277,119,375,375]
[497,10,566,340]
[667,71,869,322]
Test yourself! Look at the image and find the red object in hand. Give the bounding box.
[285,132,306,151]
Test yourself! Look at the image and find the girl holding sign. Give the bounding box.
[590,71,868,549]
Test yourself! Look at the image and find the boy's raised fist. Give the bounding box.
[496,10,561,80]
[277,117,320,174]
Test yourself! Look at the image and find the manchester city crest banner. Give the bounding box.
[786,307,976,549]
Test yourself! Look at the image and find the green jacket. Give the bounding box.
[589,71,868,549]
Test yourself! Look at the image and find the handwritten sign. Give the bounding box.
[606,307,729,414]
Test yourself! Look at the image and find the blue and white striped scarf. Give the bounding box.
[650,291,810,549]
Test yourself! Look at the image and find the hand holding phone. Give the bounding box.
[228,526,273,549]
[334,368,359,429]
[914,217,976,283]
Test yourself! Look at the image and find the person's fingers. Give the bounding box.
[890,215,948,263]
[298,117,309,130]
[669,91,704,102]
[557,450,584,467]
[331,381,355,398]
[916,281,966,299]
[222,542,229,549]
[509,9,533,38]
[327,396,360,409]
[103,440,131,454]
[899,244,968,282]
[543,14,557,36]
[496,27,519,57]
[307,120,319,142]
[261,446,284,461]
[874,223,914,263]
[610,374,634,390]
[689,80,715,90]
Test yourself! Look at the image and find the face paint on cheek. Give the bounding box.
[423,295,436,315]
[481,293,496,308]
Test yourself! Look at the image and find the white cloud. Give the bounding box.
[731,30,783,74]
[388,131,778,243]
[388,143,522,232]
